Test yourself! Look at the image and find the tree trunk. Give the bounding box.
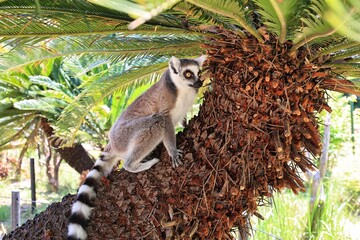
[40,118,94,174]
[53,152,62,192]
[54,143,94,174]
[45,142,62,192]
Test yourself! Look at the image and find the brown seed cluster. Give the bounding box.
[173,28,333,237]
[204,28,332,177]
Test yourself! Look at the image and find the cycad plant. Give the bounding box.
[1,0,360,239]
[0,58,97,174]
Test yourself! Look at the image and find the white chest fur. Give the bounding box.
[170,89,197,125]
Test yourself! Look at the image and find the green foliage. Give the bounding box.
[0,0,132,38]
[253,177,356,240]
[325,0,360,42]
[290,0,338,54]
[254,0,301,42]
[0,34,202,72]
[319,93,353,154]
[0,57,110,152]
[0,205,10,222]
[186,0,262,41]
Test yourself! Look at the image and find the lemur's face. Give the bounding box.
[179,61,202,89]
[169,56,206,90]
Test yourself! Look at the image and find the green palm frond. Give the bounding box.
[88,0,182,30]
[254,0,301,43]
[320,62,360,78]
[29,75,65,91]
[290,0,336,55]
[0,0,199,49]
[173,1,244,34]
[312,39,360,60]
[184,0,263,42]
[0,62,114,147]
[325,0,360,42]
[56,62,169,144]
[0,116,38,147]
[14,98,66,115]
[0,34,203,72]
[0,0,130,38]
[0,114,33,128]
[329,45,360,61]
[0,73,30,89]
[0,108,34,118]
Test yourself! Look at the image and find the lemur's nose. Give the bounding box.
[192,80,203,88]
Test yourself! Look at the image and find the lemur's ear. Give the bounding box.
[169,56,181,74]
[195,55,207,67]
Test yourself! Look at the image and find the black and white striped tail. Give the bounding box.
[67,153,113,240]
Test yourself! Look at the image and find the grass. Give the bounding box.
[251,145,360,240]
[251,179,357,240]
[0,206,10,222]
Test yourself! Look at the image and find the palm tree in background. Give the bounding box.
[1,0,360,239]
[0,58,100,174]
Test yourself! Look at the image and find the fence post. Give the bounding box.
[30,158,36,213]
[350,101,355,155]
[11,190,20,230]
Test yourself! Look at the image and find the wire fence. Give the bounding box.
[0,195,51,205]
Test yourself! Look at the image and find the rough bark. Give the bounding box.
[54,143,94,174]
[4,123,249,239]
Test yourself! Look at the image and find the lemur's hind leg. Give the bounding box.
[122,113,165,173]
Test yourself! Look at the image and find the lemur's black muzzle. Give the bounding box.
[191,80,203,89]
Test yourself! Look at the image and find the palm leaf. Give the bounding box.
[329,45,360,61]
[185,0,263,42]
[0,114,33,127]
[290,0,336,55]
[0,109,35,118]
[39,90,75,104]
[173,1,244,33]
[0,34,202,72]
[0,0,129,38]
[0,73,30,89]
[311,39,360,60]
[0,117,38,147]
[0,0,201,53]
[87,0,183,30]
[14,98,66,115]
[29,75,65,91]
[254,0,301,43]
[324,0,360,42]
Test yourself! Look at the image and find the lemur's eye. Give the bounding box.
[184,71,193,78]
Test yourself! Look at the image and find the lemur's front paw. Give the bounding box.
[171,149,183,168]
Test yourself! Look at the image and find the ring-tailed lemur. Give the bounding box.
[67,55,207,240]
